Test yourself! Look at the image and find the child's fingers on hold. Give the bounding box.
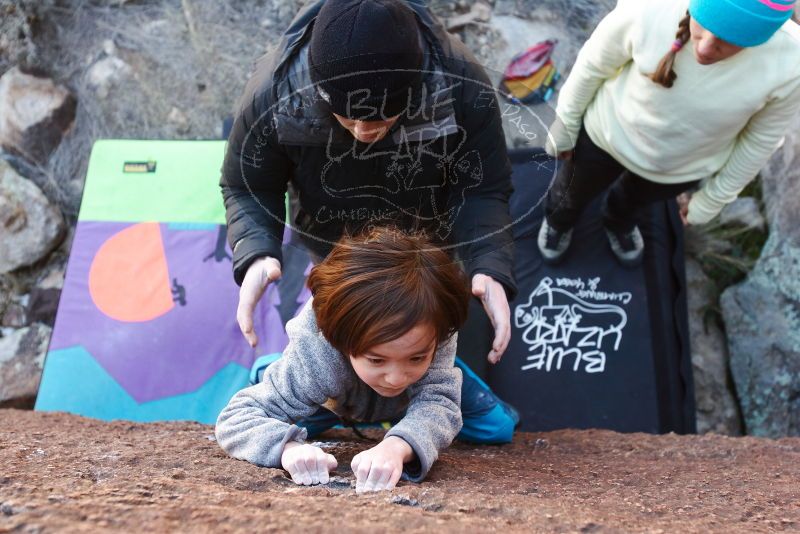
[355,470,366,493]
[356,460,372,483]
[288,461,304,484]
[314,451,330,483]
[355,461,372,492]
[363,463,385,491]
[374,462,393,490]
[303,453,318,475]
[326,453,338,470]
[350,452,364,475]
[308,454,324,484]
[388,466,403,490]
[289,465,307,485]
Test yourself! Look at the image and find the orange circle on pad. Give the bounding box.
[89,222,174,322]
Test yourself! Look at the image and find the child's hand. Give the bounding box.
[281,442,338,485]
[351,436,413,493]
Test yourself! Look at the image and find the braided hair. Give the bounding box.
[650,11,691,88]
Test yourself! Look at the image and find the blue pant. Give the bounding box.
[250,354,518,444]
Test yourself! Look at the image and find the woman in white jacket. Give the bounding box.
[539,0,800,266]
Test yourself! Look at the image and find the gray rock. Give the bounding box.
[722,111,800,437]
[0,0,39,71]
[85,56,132,100]
[685,259,742,435]
[720,110,800,437]
[760,119,800,246]
[36,260,66,291]
[26,288,60,326]
[0,67,76,164]
[718,197,766,231]
[721,239,800,437]
[390,495,420,507]
[446,2,492,31]
[102,39,118,57]
[0,323,51,408]
[167,107,190,134]
[683,224,733,259]
[0,159,65,273]
[1,300,27,328]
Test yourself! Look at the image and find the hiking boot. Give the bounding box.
[605,225,644,267]
[537,218,573,264]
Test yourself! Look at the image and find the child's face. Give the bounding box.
[349,323,437,397]
[689,18,744,65]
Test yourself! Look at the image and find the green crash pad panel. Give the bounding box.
[78,139,228,224]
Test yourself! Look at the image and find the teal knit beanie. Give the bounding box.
[689,0,796,47]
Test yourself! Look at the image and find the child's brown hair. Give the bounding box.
[650,11,692,88]
[307,226,470,356]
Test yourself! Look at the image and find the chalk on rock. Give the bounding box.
[390,495,420,507]
[324,477,352,490]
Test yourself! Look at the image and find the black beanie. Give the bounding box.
[308,0,424,120]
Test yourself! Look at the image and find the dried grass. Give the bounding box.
[7,0,303,219]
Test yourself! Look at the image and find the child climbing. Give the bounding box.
[539,0,800,266]
[215,227,518,492]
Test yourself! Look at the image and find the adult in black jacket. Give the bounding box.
[221,0,516,363]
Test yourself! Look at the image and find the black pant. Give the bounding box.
[544,127,699,233]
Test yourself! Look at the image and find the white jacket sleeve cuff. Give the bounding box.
[686,188,725,225]
[544,116,579,158]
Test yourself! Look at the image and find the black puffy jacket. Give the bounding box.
[220,0,517,298]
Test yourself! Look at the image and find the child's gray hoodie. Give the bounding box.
[215,299,463,482]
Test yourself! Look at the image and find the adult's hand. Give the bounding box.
[676,193,692,227]
[281,442,338,486]
[471,274,511,364]
[237,256,282,347]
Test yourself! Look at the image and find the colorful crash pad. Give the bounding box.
[35,140,312,424]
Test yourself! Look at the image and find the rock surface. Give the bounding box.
[482,0,616,149]
[685,259,741,435]
[0,1,40,73]
[85,55,132,100]
[721,242,800,437]
[0,67,76,163]
[722,112,800,437]
[0,325,50,408]
[717,197,765,231]
[1,295,28,328]
[1,410,798,532]
[0,159,64,274]
[760,118,800,245]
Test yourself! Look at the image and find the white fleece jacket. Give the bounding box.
[545,0,800,224]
